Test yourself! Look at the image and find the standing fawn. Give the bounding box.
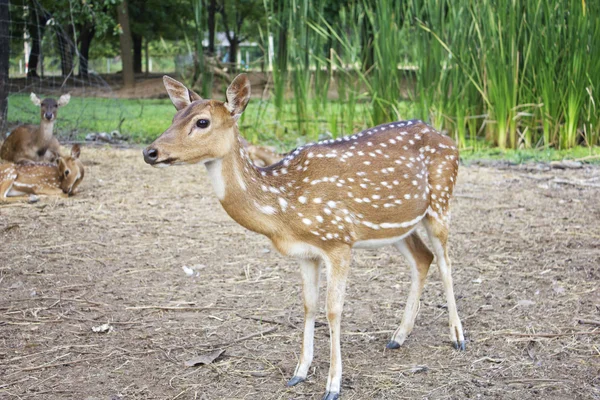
[1,93,70,163]
[0,145,84,202]
[143,75,465,400]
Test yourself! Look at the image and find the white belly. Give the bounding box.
[352,226,418,249]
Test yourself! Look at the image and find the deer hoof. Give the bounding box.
[286,376,305,387]
[322,391,340,400]
[452,340,466,351]
[386,340,401,350]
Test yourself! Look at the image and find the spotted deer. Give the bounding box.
[0,144,84,202]
[143,75,465,400]
[239,136,283,167]
[0,93,70,163]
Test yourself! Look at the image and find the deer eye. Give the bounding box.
[196,119,210,129]
[65,170,70,177]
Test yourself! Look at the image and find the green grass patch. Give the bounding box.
[7,95,599,164]
[460,146,600,164]
[8,94,388,148]
[7,95,175,143]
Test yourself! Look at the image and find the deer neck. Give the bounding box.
[204,132,281,237]
[37,118,55,145]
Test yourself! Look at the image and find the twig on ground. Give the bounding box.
[578,319,600,327]
[126,305,235,311]
[505,331,600,338]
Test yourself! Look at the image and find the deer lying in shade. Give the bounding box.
[1,93,70,163]
[143,75,465,400]
[0,145,84,202]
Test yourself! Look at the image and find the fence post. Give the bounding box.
[0,0,10,136]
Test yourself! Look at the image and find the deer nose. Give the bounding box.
[44,112,53,120]
[143,147,159,164]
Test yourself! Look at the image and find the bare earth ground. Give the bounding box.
[1,147,599,400]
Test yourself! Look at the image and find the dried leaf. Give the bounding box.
[184,349,225,367]
[92,323,114,333]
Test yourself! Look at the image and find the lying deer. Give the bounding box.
[0,144,84,202]
[239,136,283,166]
[143,75,465,400]
[1,93,71,163]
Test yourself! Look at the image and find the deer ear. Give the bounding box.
[57,157,66,172]
[163,76,202,111]
[225,74,251,121]
[30,93,41,107]
[57,93,71,107]
[71,144,81,159]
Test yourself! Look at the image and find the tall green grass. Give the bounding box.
[259,0,599,150]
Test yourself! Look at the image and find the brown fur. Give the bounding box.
[0,144,84,202]
[0,93,70,163]
[143,74,465,397]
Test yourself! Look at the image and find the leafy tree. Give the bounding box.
[128,0,193,74]
[217,0,264,72]
[23,0,119,78]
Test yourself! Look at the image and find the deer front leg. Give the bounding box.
[322,248,351,400]
[0,179,16,202]
[287,258,321,387]
[35,186,68,198]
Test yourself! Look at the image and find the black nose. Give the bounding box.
[143,147,159,164]
[44,112,53,120]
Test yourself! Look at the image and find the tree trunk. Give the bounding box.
[117,0,135,88]
[133,34,142,74]
[229,38,238,73]
[207,0,216,55]
[0,0,9,135]
[78,24,95,78]
[144,38,149,75]
[27,3,47,78]
[57,27,75,78]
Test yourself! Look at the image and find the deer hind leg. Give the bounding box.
[287,258,321,387]
[423,216,465,350]
[387,232,433,349]
[322,247,351,400]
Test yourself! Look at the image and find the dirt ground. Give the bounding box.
[1,146,599,400]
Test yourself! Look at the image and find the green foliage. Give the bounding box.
[39,0,119,36]
[8,0,599,153]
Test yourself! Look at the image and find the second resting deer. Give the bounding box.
[143,75,465,400]
[0,93,70,163]
[0,144,84,202]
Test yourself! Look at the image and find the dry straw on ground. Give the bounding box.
[1,147,599,399]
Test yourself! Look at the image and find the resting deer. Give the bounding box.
[143,75,465,400]
[0,93,70,163]
[0,145,84,202]
[239,137,284,167]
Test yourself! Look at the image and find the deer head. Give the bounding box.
[57,144,84,195]
[31,93,71,122]
[142,75,251,166]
